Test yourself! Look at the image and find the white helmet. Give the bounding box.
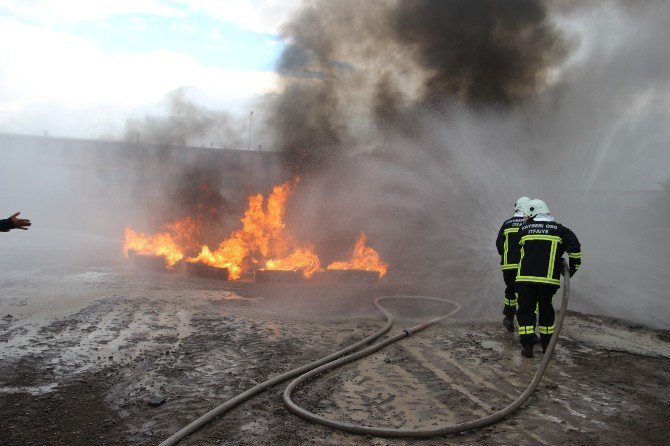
[514,196,531,212]
[525,199,550,218]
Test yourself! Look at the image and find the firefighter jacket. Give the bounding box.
[496,212,525,270]
[516,216,582,286]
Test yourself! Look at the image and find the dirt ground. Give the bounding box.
[1,267,669,446]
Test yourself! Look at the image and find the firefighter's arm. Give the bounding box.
[563,227,581,277]
[0,217,14,232]
[495,224,505,256]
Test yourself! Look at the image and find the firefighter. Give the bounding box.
[0,212,31,232]
[516,199,581,358]
[496,196,530,332]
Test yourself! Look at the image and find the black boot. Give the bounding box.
[540,334,552,353]
[521,345,534,358]
[503,316,515,332]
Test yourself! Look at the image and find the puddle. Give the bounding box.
[0,383,59,395]
[220,291,262,302]
[563,316,670,358]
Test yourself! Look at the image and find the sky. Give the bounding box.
[0,0,300,138]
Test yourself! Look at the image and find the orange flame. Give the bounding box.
[124,181,389,280]
[123,217,200,269]
[187,181,317,279]
[264,245,322,278]
[189,237,246,279]
[327,233,388,277]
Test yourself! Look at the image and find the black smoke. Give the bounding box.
[393,0,569,106]
[272,0,570,171]
[124,88,245,148]
[122,90,253,238]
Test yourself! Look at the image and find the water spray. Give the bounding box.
[159,261,570,445]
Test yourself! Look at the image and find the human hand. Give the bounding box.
[10,212,31,230]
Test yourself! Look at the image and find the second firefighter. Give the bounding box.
[516,199,582,358]
[496,196,530,332]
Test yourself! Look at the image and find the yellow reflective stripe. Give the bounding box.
[516,275,561,285]
[538,325,555,334]
[517,247,525,275]
[502,228,520,267]
[568,252,582,259]
[504,298,518,306]
[547,240,558,279]
[520,234,562,243]
[518,325,535,335]
[503,233,508,265]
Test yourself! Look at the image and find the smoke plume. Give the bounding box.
[121,89,260,240]
[270,0,670,326]
[124,88,246,149]
[272,0,570,170]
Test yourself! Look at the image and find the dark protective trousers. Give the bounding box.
[502,269,518,317]
[516,282,559,350]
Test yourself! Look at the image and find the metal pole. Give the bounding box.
[248,111,253,149]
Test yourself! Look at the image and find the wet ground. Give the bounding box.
[1,267,669,446]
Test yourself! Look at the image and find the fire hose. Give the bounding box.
[159,260,569,445]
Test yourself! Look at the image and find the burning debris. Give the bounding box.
[182,263,230,281]
[254,269,303,284]
[123,180,388,281]
[124,217,200,270]
[326,233,388,277]
[126,250,170,272]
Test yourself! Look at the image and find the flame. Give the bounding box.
[264,245,322,278]
[123,217,200,269]
[187,181,312,279]
[124,181,390,280]
[189,238,246,279]
[327,233,388,277]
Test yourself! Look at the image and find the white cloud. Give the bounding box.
[0,0,301,139]
[174,0,303,35]
[0,0,183,23]
[0,0,303,35]
[0,16,280,137]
